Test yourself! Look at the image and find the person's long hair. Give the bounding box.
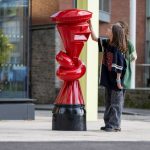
[117,21,129,36]
[116,21,128,53]
[110,24,127,53]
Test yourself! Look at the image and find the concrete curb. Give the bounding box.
[35,105,150,116]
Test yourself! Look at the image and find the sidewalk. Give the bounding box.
[35,105,150,116]
[0,106,150,142]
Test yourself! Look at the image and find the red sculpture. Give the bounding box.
[50,9,92,130]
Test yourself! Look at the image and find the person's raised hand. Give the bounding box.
[87,19,92,27]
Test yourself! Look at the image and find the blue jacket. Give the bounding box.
[98,38,126,90]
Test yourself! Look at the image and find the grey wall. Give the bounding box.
[31,25,56,104]
[99,87,150,109]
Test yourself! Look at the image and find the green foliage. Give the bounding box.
[0,30,14,64]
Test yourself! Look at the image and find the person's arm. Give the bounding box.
[116,51,124,89]
[131,51,137,62]
[116,73,123,89]
[128,40,137,61]
[88,20,98,42]
[112,50,124,89]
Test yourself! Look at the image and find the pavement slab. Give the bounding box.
[0,110,150,142]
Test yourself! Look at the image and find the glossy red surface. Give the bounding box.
[55,80,84,105]
[51,9,92,105]
[56,51,75,69]
[51,9,92,24]
[56,62,86,81]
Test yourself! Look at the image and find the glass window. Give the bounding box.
[146,0,150,17]
[137,17,150,88]
[139,1,150,88]
[99,0,111,22]
[99,0,103,11]
[143,18,150,87]
[103,0,109,12]
[0,0,29,98]
[148,19,150,32]
[99,0,110,13]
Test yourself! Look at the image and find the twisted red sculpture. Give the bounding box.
[50,9,92,131]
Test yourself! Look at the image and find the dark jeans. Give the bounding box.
[104,88,124,129]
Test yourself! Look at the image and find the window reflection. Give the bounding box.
[0,0,29,98]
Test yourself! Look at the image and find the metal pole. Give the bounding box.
[130,0,136,88]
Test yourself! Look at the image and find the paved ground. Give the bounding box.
[0,108,150,142]
[0,142,150,150]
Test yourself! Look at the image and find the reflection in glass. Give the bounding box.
[99,0,110,13]
[136,64,150,88]
[0,0,29,98]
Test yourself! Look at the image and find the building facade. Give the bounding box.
[0,0,150,104]
[99,0,147,88]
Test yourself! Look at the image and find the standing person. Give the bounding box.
[88,20,127,132]
[116,21,137,89]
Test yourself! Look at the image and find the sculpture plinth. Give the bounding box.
[50,9,92,131]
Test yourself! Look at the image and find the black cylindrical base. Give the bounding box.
[52,104,86,131]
